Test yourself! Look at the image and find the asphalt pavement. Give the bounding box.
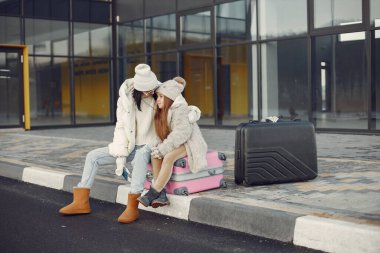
[0,125,379,253]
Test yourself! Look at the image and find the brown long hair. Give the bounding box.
[154,96,174,141]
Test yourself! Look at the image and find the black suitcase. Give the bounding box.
[235,120,318,186]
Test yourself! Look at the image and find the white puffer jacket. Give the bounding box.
[108,78,155,157]
[153,95,208,173]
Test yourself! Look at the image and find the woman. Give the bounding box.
[138,78,208,207]
[59,63,159,224]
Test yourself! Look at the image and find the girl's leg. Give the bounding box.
[77,147,116,188]
[153,145,187,192]
[151,157,163,181]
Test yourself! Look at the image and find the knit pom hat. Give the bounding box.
[133,64,159,91]
[156,78,186,101]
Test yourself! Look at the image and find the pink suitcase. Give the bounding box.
[144,174,225,195]
[144,150,227,195]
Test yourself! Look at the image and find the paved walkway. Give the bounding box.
[0,126,379,253]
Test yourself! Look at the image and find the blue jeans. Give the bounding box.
[77,145,151,194]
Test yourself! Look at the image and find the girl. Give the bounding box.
[138,78,208,207]
[59,64,159,224]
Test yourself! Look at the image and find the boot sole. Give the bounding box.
[151,201,170,208]
[59,210,91,215]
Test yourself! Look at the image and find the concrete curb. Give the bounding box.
[1,164,379,253]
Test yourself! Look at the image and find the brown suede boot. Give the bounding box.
[59,187,92,215]
[118,193,141,224]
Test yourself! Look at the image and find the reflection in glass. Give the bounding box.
[119,20,145,56]
[314,0,362,28]
[181,11,211,45]
[0,16,20,44]
[371,0,380,27]
[259,0,307,39]
[146,14,176,52]
[150,53,177,82]
[374,31,380,129]
[313,34,367,129]
[0,52,21,126]
[74,58,111,124]
[25,18,69,56]
[29,56,71,126]
[74,23,111,57]
[261,39,308,120]
[182,49,214,125]
[216,0,257,44]
[218,44,255,126]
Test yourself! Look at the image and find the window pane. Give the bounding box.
[374,30,380,129]
[121,57,146,83]
[259,0,307,39]
[181,11,211,45]
[150,53,177,82]
[146,14,176,52]
[314,0,362,28]
[74,58,111,124]
[217,0,257,44]
[118,20,145,56]
[74,23,111,57]
[29,56,71,126]
[25,19,69,56]
[218,44,257,126]
[0,0,20,16]
[0,16,20,44]
[261,39,308,121]
[24,0,69,20]
[371,0,380,27]
[182,49,214,125]
[0,51,21,126]
[313,34,367,129]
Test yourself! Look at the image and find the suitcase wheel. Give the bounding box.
[174,187,189,196]
[220,179,227,188]
[174,158,186,168]
[146,171,153,180]
[218,152,227,161]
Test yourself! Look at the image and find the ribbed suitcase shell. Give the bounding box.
[235,120,318,186]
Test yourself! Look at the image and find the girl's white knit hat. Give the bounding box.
[133,64,159,91]
[157,77,186,101]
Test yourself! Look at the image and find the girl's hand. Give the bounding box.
[151,147,163,159]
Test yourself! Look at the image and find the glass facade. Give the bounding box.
[218,44,256,125]
[182,49,214,125]
[259,0,307,39]
[0,0,379,133]
[261,38,309,121]
[181,11,212,45]
[313,33,367,129]
[29,56,71,126]
[314,0,362,28]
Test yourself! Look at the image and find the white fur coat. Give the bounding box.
[153,95,208,173]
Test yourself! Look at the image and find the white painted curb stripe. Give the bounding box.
[22,167,70,190]
[116,185,199,220]
[294,215,380,253]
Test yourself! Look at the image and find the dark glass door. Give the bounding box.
[0,48,23,127]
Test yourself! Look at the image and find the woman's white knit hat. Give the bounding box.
[157,77,186,101]
[133,64,159,91]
